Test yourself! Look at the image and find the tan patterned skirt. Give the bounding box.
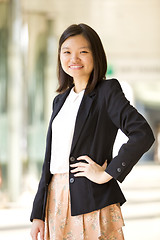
[45,173,125,240]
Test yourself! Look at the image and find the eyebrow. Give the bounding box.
[61,46,90,50]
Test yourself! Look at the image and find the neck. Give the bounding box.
[73,79,88,93]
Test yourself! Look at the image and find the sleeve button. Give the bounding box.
[122,162,126,167]
[117,168,121,173]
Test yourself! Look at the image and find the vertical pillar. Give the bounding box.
[0,2,9,189]
[45,19,57,122]
[7,0,22,201]
[27,14,47,176]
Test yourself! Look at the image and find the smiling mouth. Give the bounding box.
[69,65,83,69]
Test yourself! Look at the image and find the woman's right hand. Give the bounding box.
[30,219,45,240]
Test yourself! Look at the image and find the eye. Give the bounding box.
[80,51,88,54]
[63,51,71,54]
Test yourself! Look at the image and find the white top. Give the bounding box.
[50,87,85,174]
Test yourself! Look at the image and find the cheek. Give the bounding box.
[60,55,64,65]
[60,56,68,70]
[87,55,94,67]
[88,58,94,71]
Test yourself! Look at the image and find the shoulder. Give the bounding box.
[52,87,72,110]
[53,87,72,103]
[51,93,62,110]
[96,78,123,94]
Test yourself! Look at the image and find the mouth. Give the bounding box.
[69,65,83,69]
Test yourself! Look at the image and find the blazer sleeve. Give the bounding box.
[105,79,155,183]
[30,97,58,222]
[30,162,47,222]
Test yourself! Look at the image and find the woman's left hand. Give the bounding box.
[70,155,113,184]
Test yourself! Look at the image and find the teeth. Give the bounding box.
[70,65,83,69]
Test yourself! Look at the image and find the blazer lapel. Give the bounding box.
[51,87,72,122]
[49,86,96,154]
[70,90,96,153]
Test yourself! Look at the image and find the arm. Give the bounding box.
[30,96,58,222]
[105,79,155,182]
[30,160,47,222]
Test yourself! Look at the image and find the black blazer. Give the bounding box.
[30,79,154,221]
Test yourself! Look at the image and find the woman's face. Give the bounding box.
[60,34,94,84]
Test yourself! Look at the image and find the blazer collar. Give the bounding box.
[52,86,96,119]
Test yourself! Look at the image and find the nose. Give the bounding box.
[71,53,80,62]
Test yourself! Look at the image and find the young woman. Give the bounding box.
[30,23,155,240]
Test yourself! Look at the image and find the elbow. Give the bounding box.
[145,126,155,150]
[138,124,155,152]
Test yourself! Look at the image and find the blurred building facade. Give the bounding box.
[0,0,160,202]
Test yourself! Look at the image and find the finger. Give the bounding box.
[40,228,44,240]
[31,233,38,240]
[77,155,92,163]
[74,172,86,177]
[71,167,85,173]
[30,229,38,240]
[70,162,87,168]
